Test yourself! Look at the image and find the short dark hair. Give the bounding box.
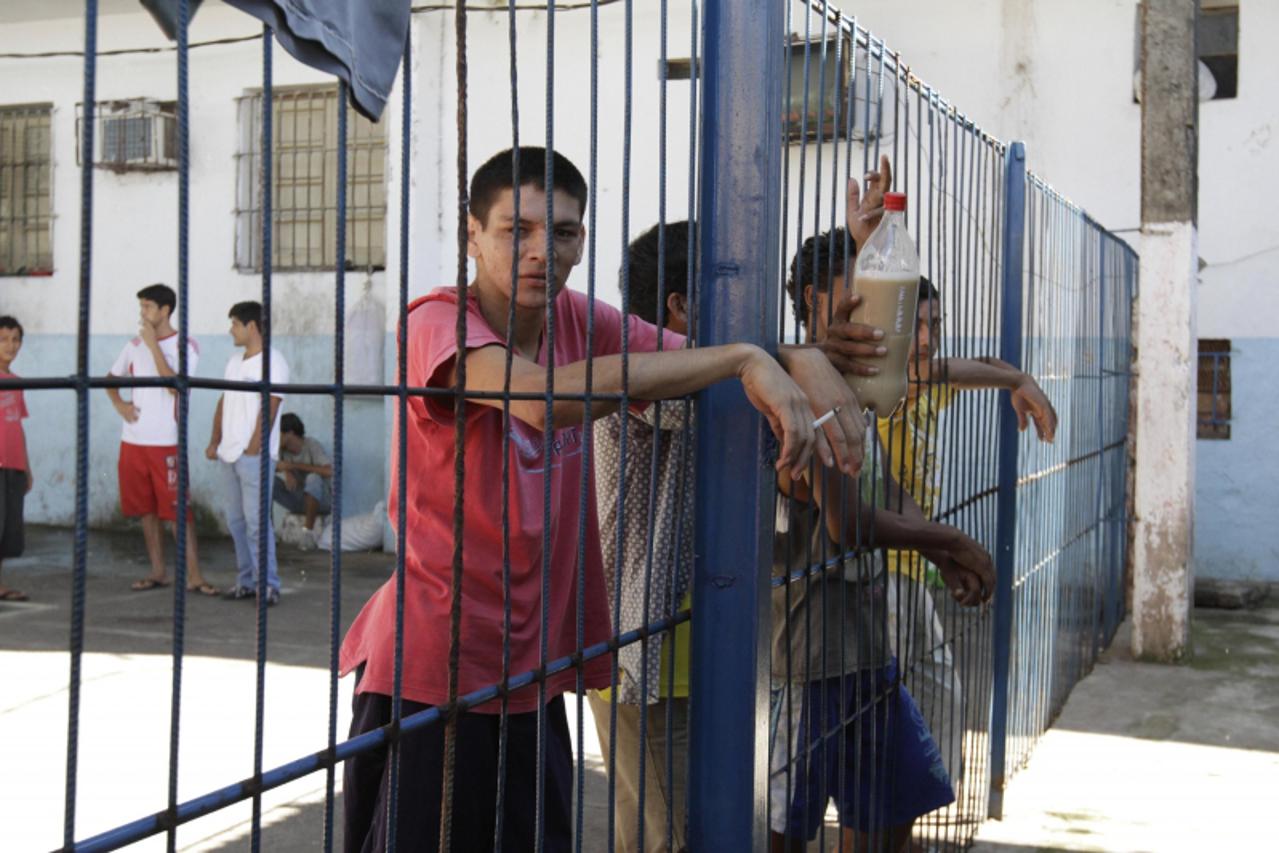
[280,413,304,437]
[624,221,693,326]
[228,301,263,330]
[786,227,856,327]
[0,315,23,340]
[918,276,940,302]
[136,283,176,314]
[469,147,588,226]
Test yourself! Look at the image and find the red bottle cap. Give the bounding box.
[884,192,907,212]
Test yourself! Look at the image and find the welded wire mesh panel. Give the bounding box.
[53,2,709,851]
[770,3,1006,850]
[1000,175,1137,779]
[28,1,1134,851]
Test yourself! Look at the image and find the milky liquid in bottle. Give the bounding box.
[847,192,920,414]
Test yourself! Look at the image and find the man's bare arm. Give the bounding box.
[800,465,994,605]
[278,460,334,478]
[205,396,224,459]
[941,357,1058,442]
[105,381,140,423]
[245,395,284,456]
[449,342,826,476]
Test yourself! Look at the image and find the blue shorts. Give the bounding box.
[768,660,955,839]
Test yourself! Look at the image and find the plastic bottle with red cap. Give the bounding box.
[847,191,921,414]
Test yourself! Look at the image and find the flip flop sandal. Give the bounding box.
[187,583,219,597]
[131,577,171,592]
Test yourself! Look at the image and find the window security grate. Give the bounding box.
[1197,339,1231,440]
[234,86,388,273]
[0,103,53,276]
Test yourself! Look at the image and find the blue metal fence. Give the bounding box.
[2,0,1135,850]
[990,172,1137,813]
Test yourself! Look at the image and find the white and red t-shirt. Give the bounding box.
[0,372,28,471]
[109,332,200,447]
[339,286,683,712]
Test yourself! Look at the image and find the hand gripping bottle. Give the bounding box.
[847,191,920,414]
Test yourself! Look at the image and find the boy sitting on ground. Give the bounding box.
[273,413,333,547]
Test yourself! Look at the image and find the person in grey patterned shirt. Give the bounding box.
[590,218,889,853]
[589,221,697,853]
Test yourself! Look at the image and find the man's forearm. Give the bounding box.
[282,462,333,477]
[940,357,1024,390]
[209,396,224,446]
[500,342,760,429]
[146,342,177,378]
[145,342,180,396]
[865,507,959,552]
[810,465,952,550]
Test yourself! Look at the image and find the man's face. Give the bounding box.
[909,297,942,382]
[229,317,251,347]
[0,327,22,364]
[468,185,585,311]
[804,269,853,342]
[282,431,303,454]
[139,299,169,329]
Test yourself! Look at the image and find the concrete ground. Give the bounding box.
[971,592,1279,853]
[0,525,616,852]
[6,523,1277,852]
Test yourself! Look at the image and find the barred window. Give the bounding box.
[235,86,387,272]
[0,104,54,276]
[1197,339,1231,440]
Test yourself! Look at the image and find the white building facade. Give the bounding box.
[841,0,1277,583]
[2,1,1273,582]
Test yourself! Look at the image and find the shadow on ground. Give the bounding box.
[971,594,1279,853]
[0,526,618,851]
[0,524,392,667]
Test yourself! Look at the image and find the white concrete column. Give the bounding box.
[1132,222,1197,660]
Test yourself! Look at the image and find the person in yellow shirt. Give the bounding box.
[880,276,1057,786]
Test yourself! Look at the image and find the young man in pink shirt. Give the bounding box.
[339,147,865,851]
[0,316,33,602]
[107,284,215,595]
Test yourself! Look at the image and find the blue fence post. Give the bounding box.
[988,140,1028,821]
[688,0,784,848]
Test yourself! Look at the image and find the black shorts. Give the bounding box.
[344,678,574,853]
[0,467,25,559]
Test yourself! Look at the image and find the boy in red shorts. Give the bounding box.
[0,316,33,602]
[107,283,215,595]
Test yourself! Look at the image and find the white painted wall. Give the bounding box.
[808,0,1279,583]
[0,1,387,339]
[3,1,1274,561]
[0,2,394,526]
